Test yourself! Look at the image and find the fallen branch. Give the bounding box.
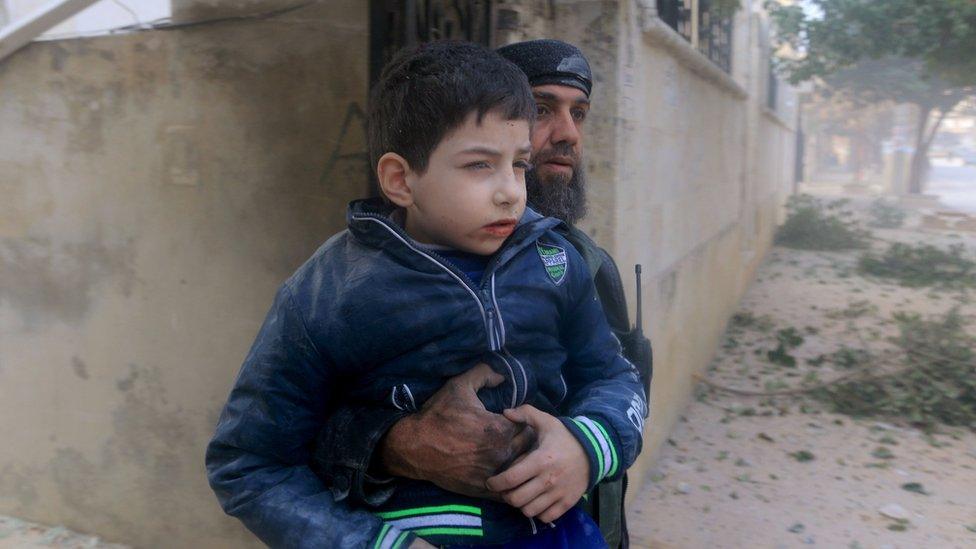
[693,355,909,397]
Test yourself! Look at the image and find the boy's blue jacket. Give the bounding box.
[205,199,648,548]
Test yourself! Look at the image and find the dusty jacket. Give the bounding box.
[206,199,647,547]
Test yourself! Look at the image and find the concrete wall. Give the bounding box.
[0,1,368,546]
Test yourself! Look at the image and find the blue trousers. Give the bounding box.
[446,507,608,549]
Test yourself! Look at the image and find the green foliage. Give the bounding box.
[813,309,976,429]
[789,450,815,462]
[858,243,975,288]
[901,482,929,495]
[828,346,872,370]
[868,199,907,229]
[871,446,895,460]
[767,0,976,89]
[766,327,805,367]
[730,311,774,332]
[775,195,871,251]
[825,300,878,319]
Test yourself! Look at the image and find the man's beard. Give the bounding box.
[525,150,588,225]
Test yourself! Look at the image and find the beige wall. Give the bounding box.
[0,1,368,547]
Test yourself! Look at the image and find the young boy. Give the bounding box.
[206,41,646,549]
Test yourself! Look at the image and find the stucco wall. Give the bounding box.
[0,2,368,547]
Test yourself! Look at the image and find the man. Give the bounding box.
[316,39,653,548]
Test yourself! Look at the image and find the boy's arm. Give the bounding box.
[487,252,648,522]
[556,262,649,490]
[205,285,418,549]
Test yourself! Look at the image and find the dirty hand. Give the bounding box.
[379,363,536,499]
[485,405,589,524]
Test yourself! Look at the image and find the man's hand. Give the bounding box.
[485,405,589,524]
[379,363,536,499]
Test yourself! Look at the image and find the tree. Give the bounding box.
[768,0,976,193]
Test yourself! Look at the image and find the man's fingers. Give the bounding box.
[486,448,542,492]
[452,363,505,392]
[509,424,537,457]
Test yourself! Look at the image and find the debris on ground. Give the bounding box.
[627,193,976,548]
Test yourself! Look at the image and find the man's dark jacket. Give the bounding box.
[206,199,649,548]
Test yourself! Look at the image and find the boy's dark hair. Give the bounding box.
[368,40,535,174]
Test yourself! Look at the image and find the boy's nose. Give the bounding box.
[494,171,525,208]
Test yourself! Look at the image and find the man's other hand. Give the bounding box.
[485,405,589,524]
[379,363,536,499]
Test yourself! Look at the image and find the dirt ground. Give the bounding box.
[626,193,976,548]
[0,516,127,549]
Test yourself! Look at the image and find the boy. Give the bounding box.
[206,41,646,549]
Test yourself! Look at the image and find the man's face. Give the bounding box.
[403,110,531,255]
[526,84,590,224]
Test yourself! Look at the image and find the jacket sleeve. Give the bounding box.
[557,255,649,491]
[205,285,416,549]
[312,404,409,507]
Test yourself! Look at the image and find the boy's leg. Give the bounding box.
[445,507,608,549]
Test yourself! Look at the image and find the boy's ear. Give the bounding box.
[376,153,414,208]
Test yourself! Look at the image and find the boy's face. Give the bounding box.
[403,110,531,256]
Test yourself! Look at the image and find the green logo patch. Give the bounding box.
[537,242,568,285]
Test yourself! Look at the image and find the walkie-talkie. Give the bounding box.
[633,264,652,399]
[634,264,643,337]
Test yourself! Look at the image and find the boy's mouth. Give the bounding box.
[482,219,518,237]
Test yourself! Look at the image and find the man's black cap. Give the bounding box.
[497,39,592,96]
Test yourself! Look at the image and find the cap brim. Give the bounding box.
[528,75,591,96]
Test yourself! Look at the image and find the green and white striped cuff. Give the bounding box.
[568,416,619,485]
[376,504,485,542]
[372,523,412,549]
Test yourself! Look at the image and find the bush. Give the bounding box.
[775,195,871,250]
[858,243,975,288]
[868,199,907,229]
[813,309,976,429]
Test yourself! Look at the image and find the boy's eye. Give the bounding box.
[572,108,587,122]
[514,160,533,171]
[465,161,491,170]
[536,104,551,117]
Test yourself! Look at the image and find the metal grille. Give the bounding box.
[767,61,779,111]
[656,0,693,42]
[657,0,733,73]
[370,0,494,87]
[698,0,732,73]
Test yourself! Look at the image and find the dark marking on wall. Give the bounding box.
[0,463,40,511]
[0,237,138,328]
[49,44,70,72]
[318,102,368,185]
[115,364,139,392]
[71,356,90,380]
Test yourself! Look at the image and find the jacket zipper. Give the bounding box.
[352,214,526,405]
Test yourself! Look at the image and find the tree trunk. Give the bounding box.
[907,105,932,194]
[907,105,951,194]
